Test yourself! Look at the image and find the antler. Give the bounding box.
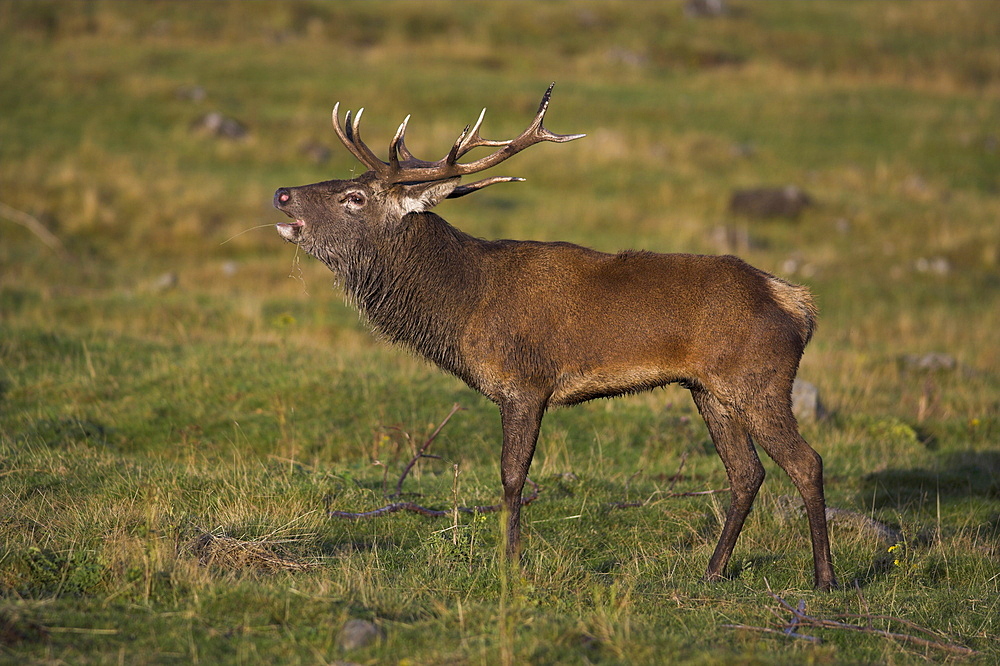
[331,83,585,194]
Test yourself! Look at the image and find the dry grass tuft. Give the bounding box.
[187,531,317,573]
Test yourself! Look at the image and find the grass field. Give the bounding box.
[2,1,999,663]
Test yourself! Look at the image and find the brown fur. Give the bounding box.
[272,96,837,590]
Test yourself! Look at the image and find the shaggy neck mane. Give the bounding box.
[336,211,483,378]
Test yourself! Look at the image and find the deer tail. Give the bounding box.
[767,275,818,347]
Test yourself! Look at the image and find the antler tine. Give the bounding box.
[446,176,525,199]
[454,108,511,159]
[445,124,472,166]
[331,102,390,175]
[332,104,357,161]
[350,107,362,138]
[389,114,412,170]
[349,108,391,174]
[527,82,588,144]
[396,136,416,161]
[535,83,555,124]
[392,115,417,162]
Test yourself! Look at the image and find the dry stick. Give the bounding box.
[0,201,68,257]
[757,591,979,656]
[329,478,540,519]
[721,623,822,644]
[608,449,728,509]
[329,403,541,519]
[830,614,955,642]
[390,403,463,498]
[786,599,807,637]
[666,449,691,493]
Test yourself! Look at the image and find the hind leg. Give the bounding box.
[691,389,765,582]
[744,389,837,590]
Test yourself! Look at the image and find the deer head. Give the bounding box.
[273,83,584,265]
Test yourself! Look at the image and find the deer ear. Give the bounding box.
[395,179,460,214]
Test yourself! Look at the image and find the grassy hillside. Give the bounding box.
[1,1,998,663]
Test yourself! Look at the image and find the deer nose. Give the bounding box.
[273,188,293,209]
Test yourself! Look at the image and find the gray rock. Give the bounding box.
[900,352,958,372]
[773,495,902,545]
[685,0,727,18]
[791,379,826,423]
[337,619,382,652]
[729,185,812,219]
[191,112,248,140]
[152,272,178,291]
[176,85,207,103]
[915,256,951,275]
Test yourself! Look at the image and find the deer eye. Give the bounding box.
[342,191,366,208]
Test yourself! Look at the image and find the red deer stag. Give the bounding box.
[273,84,837,590]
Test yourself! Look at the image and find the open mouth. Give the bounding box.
[275,218,305,240]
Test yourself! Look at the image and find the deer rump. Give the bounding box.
[273,84,837,590]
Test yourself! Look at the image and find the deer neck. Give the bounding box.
[341,212,483,374]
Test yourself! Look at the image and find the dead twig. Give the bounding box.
[329,405,541,519]
[330,478,540,519]
[829,613,955,642]
[720,623,822,643]
[0,201,68,257]
[726,591,979,656]
[389,403,463,498]
[607,486,731,510]
[608,451,729,509]
[665,449,690,493]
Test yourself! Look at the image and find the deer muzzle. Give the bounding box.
[273,187,305,240]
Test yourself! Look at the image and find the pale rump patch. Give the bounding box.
[766,275,817,345]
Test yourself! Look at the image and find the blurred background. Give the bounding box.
[1,2,999,662]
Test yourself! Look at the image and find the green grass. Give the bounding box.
[2,1,999,663]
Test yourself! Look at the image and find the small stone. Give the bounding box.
[337,619,382,652]
[915,256,951,276]
[191,112,248,140]
[900,352,958,373]
[729,185,813,220]
[176,85,207,103]
[685,0,727,18]
[152,272,178,291]
[791,379,826,423]
[730,142,755,159]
